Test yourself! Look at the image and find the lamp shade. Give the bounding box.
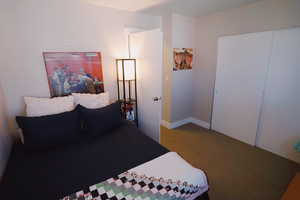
[117,59,136,81]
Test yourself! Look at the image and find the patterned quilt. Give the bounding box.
[61,171,202,200]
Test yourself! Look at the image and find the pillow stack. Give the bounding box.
[72,92,109,109]
[24,96,75,117]
[16,92,122,150]
[79,102,122,137]
[16,108,81,149]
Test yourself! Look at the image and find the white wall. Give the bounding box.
[194,0,300,123]
[0,0,15,179]
[0,0,160,134]
[0,85,11,179]
[161,12,173,122]
[171,14,196,122]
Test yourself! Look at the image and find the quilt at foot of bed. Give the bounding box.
[61,152,209,200]
[129,152,209,194]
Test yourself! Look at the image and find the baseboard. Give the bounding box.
[160,120,172,129]
[161,119,190,129]
[188,117,211,129]
[161,117,210,130]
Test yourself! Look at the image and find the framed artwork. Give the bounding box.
[43,52,104,97]
[173,48,193,71]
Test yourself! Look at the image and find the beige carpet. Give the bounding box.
[160,123,300,200]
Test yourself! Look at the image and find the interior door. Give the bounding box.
[130,29,163,142]
[212,31,273,145]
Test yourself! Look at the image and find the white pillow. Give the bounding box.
[72,92,110,109]
[24,96,74,117]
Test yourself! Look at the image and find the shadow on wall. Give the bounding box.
[0,85,12,179]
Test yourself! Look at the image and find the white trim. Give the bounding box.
[188,118,211,129]
[169,118,191,129]
[161,117,210,130]
[161,119,189,129]
[160,120,171,129]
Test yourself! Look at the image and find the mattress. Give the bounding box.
[0,121,208,200]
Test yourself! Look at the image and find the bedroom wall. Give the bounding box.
[171,14,196,122]
[0,0,14,179]
[161,13,196,124]
[0,85,11,179]
[193,0,300,123]
[161,12,173,123]
[0,0,160,134]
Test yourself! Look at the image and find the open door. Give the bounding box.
[130,29,163,142]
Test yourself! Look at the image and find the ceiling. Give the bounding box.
[85,0,172,12]
[141,0,261,17]
[86,0,262,17]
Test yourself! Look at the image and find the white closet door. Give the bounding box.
[212,32,273,145]
[257,28,300,163]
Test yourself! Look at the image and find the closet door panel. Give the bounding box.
[212,32,273,145]
[257,28,300,163]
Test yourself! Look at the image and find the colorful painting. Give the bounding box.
[43,52,104,97]
[173,48,193,71]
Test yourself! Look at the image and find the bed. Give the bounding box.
[0,120,209,199]
[0,56,209,199]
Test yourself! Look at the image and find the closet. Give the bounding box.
[212,27,300,163]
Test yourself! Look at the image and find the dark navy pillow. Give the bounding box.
[79,102,122,137]
[16,108,81,149]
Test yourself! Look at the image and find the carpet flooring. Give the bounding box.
[160,123,300,200]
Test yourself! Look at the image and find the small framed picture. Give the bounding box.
[173,48,193,71]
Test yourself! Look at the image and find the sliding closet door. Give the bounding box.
[212,32,273,145]
[257,28,300,163]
